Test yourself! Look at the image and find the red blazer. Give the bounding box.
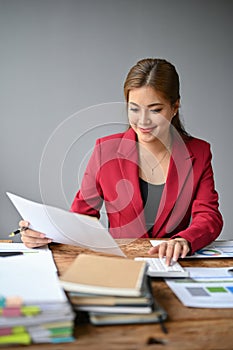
[71,128,223,254]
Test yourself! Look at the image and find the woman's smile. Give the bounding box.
[138,126,157,133]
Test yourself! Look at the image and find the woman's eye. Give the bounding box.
[150,108,162,114]
[129,108,139,113]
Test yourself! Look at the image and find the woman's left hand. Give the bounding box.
[148,238,190,266]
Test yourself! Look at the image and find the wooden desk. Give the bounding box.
[11,239,233,350]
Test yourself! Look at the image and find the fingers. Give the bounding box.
[148,239,190,266]
[21,230,53,248]
[180,241,190,258]
[19,220,30,230]
[148,245,159,255]
[19,220,52,248]
[165,241,182,265]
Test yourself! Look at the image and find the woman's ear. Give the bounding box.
[173,99,180,116]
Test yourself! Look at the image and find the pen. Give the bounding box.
[0,252,24,257]
[158,315,168,334]
[8,227,28,237]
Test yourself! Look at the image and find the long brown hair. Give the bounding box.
[124,58,190,138]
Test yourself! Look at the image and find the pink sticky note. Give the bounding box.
[2,307,21,317]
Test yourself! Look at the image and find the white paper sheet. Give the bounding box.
[0,243,57,271]
[166,267,233,308]
[0,253,66,303]
[7,192,125,257]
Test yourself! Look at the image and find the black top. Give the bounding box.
[139,178,165,236]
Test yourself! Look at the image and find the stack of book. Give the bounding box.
[0,246,75,346]
[59,254,167,326]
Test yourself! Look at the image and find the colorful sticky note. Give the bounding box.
[6,296,23,307]
[0,333,31,345]
[2,307,21,317]
[21,305,41,316]
[0,326,26,336]
[0,296,5,307]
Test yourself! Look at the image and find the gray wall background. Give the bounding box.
[1,0,232,240]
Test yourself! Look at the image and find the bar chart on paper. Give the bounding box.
[166,267,233,308]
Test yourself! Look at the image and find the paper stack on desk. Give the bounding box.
[0,246,75,346]
[59,254,167,325]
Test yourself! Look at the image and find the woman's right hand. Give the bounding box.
[19,220,53,248]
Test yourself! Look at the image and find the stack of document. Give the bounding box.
[59,254,167,325]
[0,244,75,346]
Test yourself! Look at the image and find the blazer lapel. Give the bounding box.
[153,134,194,236]
[116,129,146,228]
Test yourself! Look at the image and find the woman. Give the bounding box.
[20,58,223,265]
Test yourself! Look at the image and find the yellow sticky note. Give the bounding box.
[0,333,31,345]
[21,305,41,316]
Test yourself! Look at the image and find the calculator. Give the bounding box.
[135,257,189,278]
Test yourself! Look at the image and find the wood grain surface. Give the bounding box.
[5,239,233,350]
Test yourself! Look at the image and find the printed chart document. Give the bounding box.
[150,240,233,258]
[188,241,233,258]
[166,267,233,308]
[7,192,125,257]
